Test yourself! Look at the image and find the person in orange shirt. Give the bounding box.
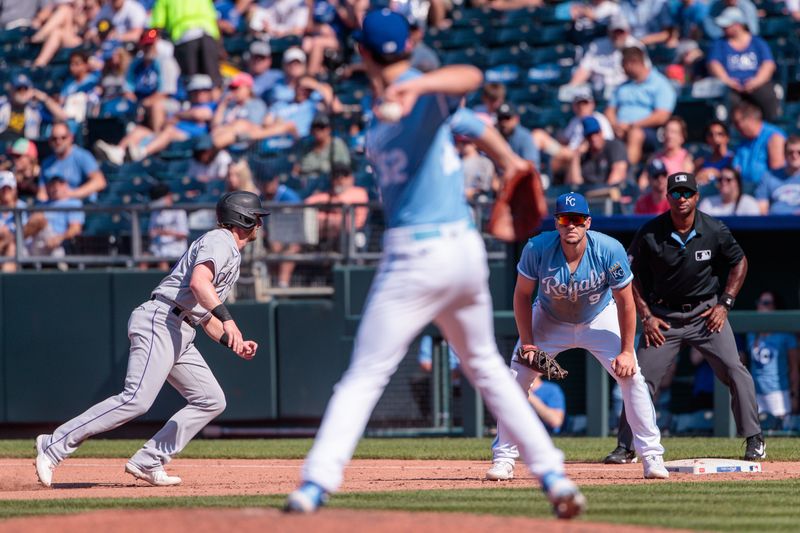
[304,163,369,244]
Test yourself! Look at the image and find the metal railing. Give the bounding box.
[0,200,507,292]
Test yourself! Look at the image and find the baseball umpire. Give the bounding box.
[34,191,269,487]
[606,172,765,464]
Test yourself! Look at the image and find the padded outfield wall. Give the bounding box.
[0,218,797,427]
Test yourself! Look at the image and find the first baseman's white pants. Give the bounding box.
[303,221,565,492]
[42,300,226,470]
[493,300,663,465]
[757,390,790,418]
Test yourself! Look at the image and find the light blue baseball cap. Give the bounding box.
[555,192,590,216]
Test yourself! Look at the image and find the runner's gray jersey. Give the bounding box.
[152,229,241,323]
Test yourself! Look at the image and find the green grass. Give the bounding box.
[2,437,799,462]
[1,481,798,531]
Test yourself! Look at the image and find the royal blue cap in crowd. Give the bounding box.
[582,116,602,138]
[354,9,409,58]
[555,192,591,216]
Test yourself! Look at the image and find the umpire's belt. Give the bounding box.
[654,296,714,313]
[150,295,194,327]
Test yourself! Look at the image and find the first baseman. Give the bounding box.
[488,192,669,481]
[34,191,269,487]
[284,10,585,520]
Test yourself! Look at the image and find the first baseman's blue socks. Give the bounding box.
[540,471,567,493]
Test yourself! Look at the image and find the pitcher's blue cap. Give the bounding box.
[354,9,409,58]
[555,192,590,216]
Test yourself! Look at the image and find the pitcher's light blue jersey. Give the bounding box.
[518,230,633,324]
[365,68,480,228]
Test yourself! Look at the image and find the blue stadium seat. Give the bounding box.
[485,64,520,84]
[761,17,797,38]
[83,212,131,235]
[159,140,194,160]
[440,47,487,69]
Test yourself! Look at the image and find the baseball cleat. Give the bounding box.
[485,461,514,481]
[125,462,182,486]
[744,434,766,460]
[284,481,329,513]
[34,434,56,487]
[540,471,587,520]
[603,445,638,464]
[643,455,670,479]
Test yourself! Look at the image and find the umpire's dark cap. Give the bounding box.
[667,172,697,193]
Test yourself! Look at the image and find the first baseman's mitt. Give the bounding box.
[487,161,547,242]
[516,345,568,380]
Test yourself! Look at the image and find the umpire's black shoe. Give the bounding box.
[744,434,766,460]
[603,446,638,464]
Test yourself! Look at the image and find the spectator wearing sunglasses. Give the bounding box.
[755,136,800,215]
[698,167,760,216]
[612,171,765,463]
[37,122,107,203]
[745,291,799,420]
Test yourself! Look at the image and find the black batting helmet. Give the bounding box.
[216,191,270,230]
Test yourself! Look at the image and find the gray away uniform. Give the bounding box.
[42,229,241,471]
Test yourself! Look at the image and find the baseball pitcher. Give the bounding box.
[284,10,585,520]
[34,191,269,487]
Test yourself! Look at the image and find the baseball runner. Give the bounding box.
[487,192,669,481]
[285,10,586,520]
[34,191,269,487]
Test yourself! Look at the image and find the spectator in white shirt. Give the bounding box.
[567,14,647,98]
[146,183,188,270]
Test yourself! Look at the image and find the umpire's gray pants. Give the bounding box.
[617,297,761,448]
[42,300,226,470]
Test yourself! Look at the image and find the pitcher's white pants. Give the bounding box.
[493,300,663,465]
[303,222,565,492]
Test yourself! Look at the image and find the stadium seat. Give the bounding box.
[485,64,520,84]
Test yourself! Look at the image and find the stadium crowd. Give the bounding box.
[0,0,798,278]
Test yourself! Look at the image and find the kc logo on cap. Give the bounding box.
[566,195,576,206]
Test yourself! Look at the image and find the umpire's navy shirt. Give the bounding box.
[628,210,745,305]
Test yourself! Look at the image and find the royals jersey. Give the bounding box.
[365,68,475,228]
[518,230,633,324]
[747,332,796,395]
[152,229,241,323]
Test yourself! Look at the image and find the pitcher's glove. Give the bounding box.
[516,345,568,380]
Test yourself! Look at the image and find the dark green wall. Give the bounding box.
[0,272,276,424]
[1,231,797,426]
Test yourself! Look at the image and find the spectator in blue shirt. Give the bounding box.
[60,51,101,122]
[606,46,676,165]
[707,7,778,122]
[671,0,709,42]
[26,174,85,261]
[731,100,786,188]
[125,28,168,132]
[97,74,218,164]
[216,0,252,35]
[210,72,269,150]
[247,40,284,99]
[745,291,799,419]
[756,135,800,215]
[619,0,674,45]
[528,376,566,434]
[38,122,107,203]
[704,0,759,40]
[261,173,302,288]
[495,103,541,169]
[0,171,28,272]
